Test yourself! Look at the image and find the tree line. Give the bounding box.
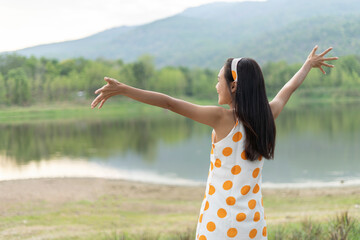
[0,54,359,106]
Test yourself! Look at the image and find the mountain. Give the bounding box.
[9,0,360,68]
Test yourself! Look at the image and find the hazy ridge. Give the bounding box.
[9,0,360,68]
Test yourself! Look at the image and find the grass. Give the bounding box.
[0,98,219,124]
[0,100,167,124]
[262,191,360,223]
[0,96,359,124]
[1,187,359,240]
[268,212,360,240]
[60,212,360,240]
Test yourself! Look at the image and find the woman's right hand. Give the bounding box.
[305,46,338,74]
[91,77,125,109]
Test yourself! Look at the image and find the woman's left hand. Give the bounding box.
[91,77,124,109]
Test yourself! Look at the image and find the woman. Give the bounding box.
[91,46,337,239]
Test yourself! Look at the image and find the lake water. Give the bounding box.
[0,103,359,188]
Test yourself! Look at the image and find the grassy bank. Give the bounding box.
[0,96,359,124]
[0,101,166,124]
[0,178,359,240]
[0,98,220,124]
[100,212,360,240]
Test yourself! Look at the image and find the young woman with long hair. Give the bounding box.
[91,46,337,239]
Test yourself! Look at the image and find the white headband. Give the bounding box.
[231,58,242,82]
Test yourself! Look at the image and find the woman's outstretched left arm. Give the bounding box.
[269,46,338,119]
[91,77,225,128]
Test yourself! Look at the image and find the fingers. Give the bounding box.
[95,87,104,95]
[95,77,118,95]
[91,94,103,109]
[91,99,98,109]
[310,45,318,56]
[319,47,333,57]
[322,57,338,61]
[98,98,107,109]
[321,62,334,68]
[104,77,112,84]
[104,76,117,84]
[92,77,119,109]
[319,66,326,75]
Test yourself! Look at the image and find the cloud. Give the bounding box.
[0,0,259,52]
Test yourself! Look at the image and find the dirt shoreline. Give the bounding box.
[1,177,359,205]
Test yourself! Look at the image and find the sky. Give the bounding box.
[0,0,262,52]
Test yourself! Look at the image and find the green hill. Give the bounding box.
[9,0,360,68]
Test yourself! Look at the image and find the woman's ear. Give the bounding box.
[231,81,237,93]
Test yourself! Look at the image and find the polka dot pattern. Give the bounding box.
[226,196,236,206]
[253,168,260,178]
[206,222,216,232]
[204,201,209,211]
[217,208,227,218]
[248,199,256,209]
[236,213,246,222]
[223,147,232,157]
[195,122,266,239]
[227,228,237,238]
[241,185,251,195]
[241,150,247,160]
[254,212,260,222]
[223,180,233,190]
[231,165,241,175]
[232,131,242,142]
[209,185,215,195]
[249,229,257,239]
[253,184,260,194]
[215,159,221,168]
[199,235,206,240]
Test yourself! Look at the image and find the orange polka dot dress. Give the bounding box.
[196,121,267,240]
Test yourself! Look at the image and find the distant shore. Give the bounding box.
[0,98,359,124]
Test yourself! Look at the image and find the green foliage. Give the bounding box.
[262,55,360,99]
[6,68,31,105]
[0,73,5,104]
[149,67,186,95]
[0,54,359,107]
[269,212,360,240]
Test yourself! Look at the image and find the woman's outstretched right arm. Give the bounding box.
[269,46,338,119]
[91,77,225,128]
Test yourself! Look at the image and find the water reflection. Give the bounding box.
[267,103,360,185]
[0,103,359,186]
[0,117,209,164]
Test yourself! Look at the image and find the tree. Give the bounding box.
[132,55,155,89]
[150,67,186,95]
[190,68,217,99]
[7,68,31,105]
[0,73,6,104]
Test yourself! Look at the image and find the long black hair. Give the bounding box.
[224,58,276,160]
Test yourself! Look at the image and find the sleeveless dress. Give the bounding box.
[195,121,267,240]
